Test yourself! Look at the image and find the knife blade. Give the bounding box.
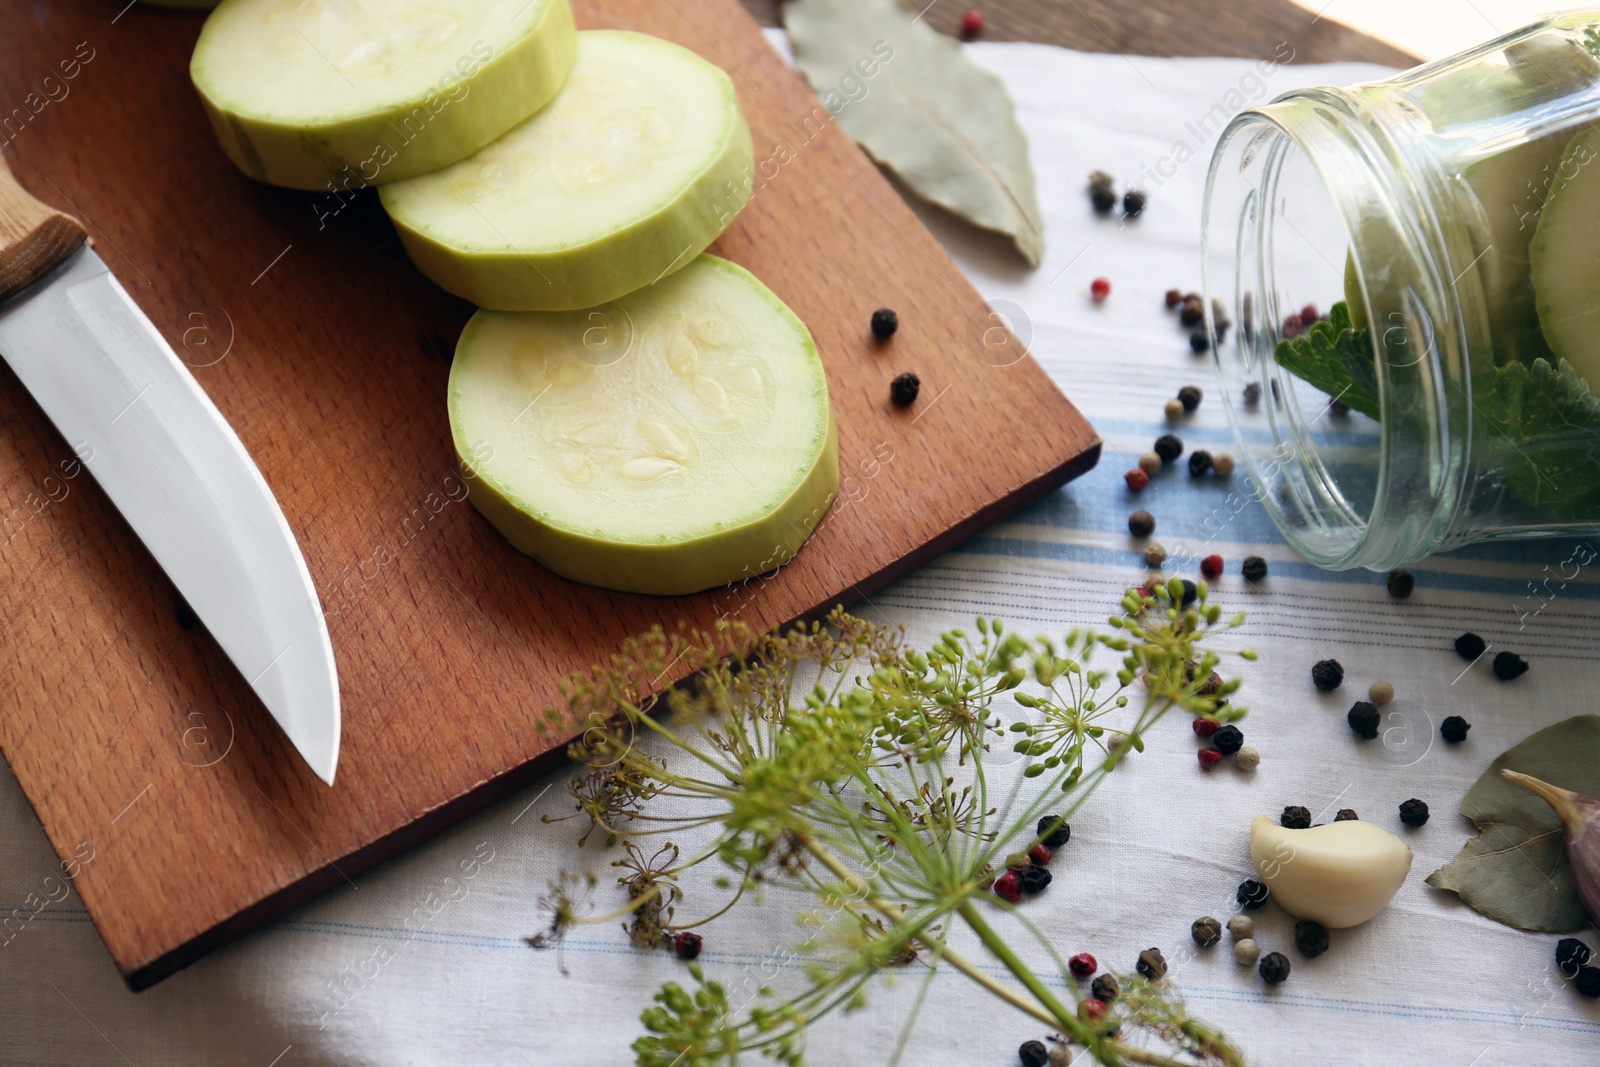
[0,162,339,784]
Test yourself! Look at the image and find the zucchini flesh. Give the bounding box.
[381,30,753,312]
[450,256,836,596]
[1532,126,1600,389]
[191,0,577,190]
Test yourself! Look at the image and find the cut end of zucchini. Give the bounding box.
[191,0,577,189]
[381,30,754,311]
[451,255,836,596]
[1531,126,1600,390]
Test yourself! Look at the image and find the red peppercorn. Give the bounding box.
[992,870,1022,902]
[1192,716,1221,737]
[1090,277,1111,301]
[1300,303,1319,324]
[1079,998,1108,1021]
[674,932,703,960]
[1068,952,1097,978]
[1198,748,1224,771]
[1124,467,1149,491]
[1282,312,1303,338]
[960,9,984,37]
[1201,554,1223,580]
[1028,843,1052,866]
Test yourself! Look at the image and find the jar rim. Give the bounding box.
[1203,88,1468,570]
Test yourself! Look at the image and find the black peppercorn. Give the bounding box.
[1180,579,1198,606]
[1331,400,1351,415]
[1280,805,1312,830]
[1018,1039,1049,1067]
[1335,808,1359,821]
[1440,715,1471,743]
[1177,384,1203,412]
[1188,450,1213,476]
[1557,937,1593,977]
[1259,951,1291,985]
[1136,947,1167,980]
[1236,879,1270,910]
[1128,510,1156,538]
[674,932,703,960]
[1037,815,1070,848]
[1242,556,1268,582]
[1153,434,1184,463]
[870,308,898,341]
[1386,569,1415,598]
[1179,299,1204,328]
[1453,632,1487,661]
[1293,920,1329,958]
[1212,724,1244,756]
[1189,326,1210,353]
[1347,701,1380,741]
[1243,381,1262,406]
[1091,973,1120,1002]
[1090,185,1118,214]
[1493,651,1529,680]
[1577,966,1600,998]
[1019,864,1052,894]
[1311,658,1344,692]
[1192,916,1222,947]
[1399,798,1430,827]
[1123,189,1147,216]
[1200,672,1223,697]
[889,372,920,407]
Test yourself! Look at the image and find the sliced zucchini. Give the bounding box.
[451,255,836,596]
[191,0,577,190]
[380,30,753,312]
[1531,126,1600,389]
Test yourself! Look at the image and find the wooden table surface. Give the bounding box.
[742,0,1419,67]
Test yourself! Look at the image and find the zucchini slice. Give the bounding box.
[451,255,837,596]
[1532,126,1600,389]
[381,30,753,312]
[191,0,577,190]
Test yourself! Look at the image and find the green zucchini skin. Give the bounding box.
[190,0,577,191]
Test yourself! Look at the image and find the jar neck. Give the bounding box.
[1205,87,1473,570]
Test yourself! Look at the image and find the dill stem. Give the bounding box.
[797,836,1067,1034]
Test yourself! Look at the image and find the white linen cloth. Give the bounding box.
[5,32,1599,1067]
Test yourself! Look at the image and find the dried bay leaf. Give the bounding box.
[783,0,1045,266]
[1426,714,1600,932]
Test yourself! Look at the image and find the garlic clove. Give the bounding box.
[1500,770,1600,927]
[1249,815,1413,928]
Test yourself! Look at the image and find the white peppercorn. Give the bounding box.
[1139,451,1162,475]
[1144,542,1168,567]
[1369,679,1394,706]
[1233,745,1260,771]
[1212,453,1236,477]
[1233,938,1260,966]
[1164,399,1185,422]
[1227,915,1254,940]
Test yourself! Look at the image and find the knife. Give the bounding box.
[0,156,340,784]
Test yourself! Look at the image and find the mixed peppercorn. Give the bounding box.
[889,371,920,407]
[1556,937,1600,999]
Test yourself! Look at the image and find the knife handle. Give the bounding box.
[0,151,88,303]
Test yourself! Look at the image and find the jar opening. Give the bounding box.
[1203,93,1461,569]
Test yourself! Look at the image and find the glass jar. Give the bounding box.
[1203,12,1600,569]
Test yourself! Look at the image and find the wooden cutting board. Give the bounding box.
[0,0,1098,988]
